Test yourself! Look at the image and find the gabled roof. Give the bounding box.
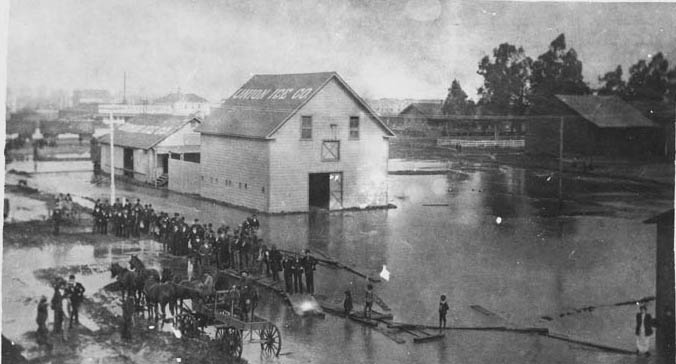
[199,72,394,139]
[154,92,208,104]
[555,95,658,128]
[399,102,443,118]
[98,114,199,149]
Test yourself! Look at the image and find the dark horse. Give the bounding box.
[110,262,137,302]
[129,255,173,320]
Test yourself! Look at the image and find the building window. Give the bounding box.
[349,116,359,139]
[330,124,338,140]
[321,140,340,162]
[170,153,181,160]
[301,116,312,140]
[245,183,248,189]
[184,153,200,163]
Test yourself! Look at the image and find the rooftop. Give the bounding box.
[555,95,658,128]
[98,114,199,149]
[199,72,392,138]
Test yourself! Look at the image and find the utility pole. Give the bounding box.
[122,72,127,104]
[109,112,116,203]
[558,116,564,209]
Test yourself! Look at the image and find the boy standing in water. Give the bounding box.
[439,295,449,329]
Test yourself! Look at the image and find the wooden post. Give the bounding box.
[558,117,564,209]
[109,113,116,203]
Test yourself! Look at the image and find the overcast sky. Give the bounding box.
[6,0,676,101]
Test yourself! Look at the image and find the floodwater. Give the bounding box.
[3,159,672,363]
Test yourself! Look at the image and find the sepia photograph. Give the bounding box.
[2,0,675,363]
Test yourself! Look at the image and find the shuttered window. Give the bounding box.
[301,116,312,140]
[349,116,359,139]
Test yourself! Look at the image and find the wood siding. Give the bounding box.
[268,79,389,212]
[168,158,200,194]
[199,134,270,211]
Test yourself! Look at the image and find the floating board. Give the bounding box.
[373,293,391,312]
[287,294,324,317]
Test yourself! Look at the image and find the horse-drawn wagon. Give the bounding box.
[175,287,282,358]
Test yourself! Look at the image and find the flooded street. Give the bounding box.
[3,159,672,363]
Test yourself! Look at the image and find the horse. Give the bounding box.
[110,262,137,302]
[172,278,202,308]
[128,255,161,304]
[143,275,176,321]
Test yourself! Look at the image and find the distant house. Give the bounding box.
[526,95,660,156]
[73,89,112,107]
[198,72,394,213]
[397,101,443,133]
[153,92,210,116]
[98,92,211,118]
[98,114,201,186]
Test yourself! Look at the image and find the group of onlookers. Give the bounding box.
[36,275,85,345]
[91,197,320,295]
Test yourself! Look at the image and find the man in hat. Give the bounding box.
[64,275,85,328]
[51,281,64,335]
[36,296,49,339]
[269,245,282,282]
[636,304,656,356]
[301,250,317,294]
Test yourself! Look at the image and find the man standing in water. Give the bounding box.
[64,275,85,328]
[439,295,449,330]
[50,281,64,337]
[36,296,49,342]
[636,305,655,356]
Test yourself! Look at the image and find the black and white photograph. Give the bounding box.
[1,0,675,363]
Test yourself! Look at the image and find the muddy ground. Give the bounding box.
[3,215,249,364]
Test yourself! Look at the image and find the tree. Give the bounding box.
[626,52,671,101]
[476,43,532,114]
[531,34,590,96]
[442,79,474,115]
[598,65,626,96]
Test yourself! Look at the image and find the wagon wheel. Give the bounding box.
[258,325,281,357]
[216,327,242,358]
[176,313,199,338]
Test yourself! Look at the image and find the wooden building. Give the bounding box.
[198,72,394,213]
[526,95,660,157]
[98,114,200,186]
[644,209,675,364]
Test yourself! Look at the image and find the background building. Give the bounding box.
[98,114,200,186]
[526,95,660,157]
[198,72,394,213]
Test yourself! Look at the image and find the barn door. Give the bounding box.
[329,172,343,210]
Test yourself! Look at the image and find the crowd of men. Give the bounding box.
[91,197,318,294]
[37,275,86,345]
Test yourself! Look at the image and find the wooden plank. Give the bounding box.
[413,334,445,343]
[348,315,379,327]
[373,293,391,312]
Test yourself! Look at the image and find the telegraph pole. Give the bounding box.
[109,112,116,203]
[558,116,564,209]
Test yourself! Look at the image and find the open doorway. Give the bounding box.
[158,154,169,174]
[309,172,343,210]
[123,148,134,178]
[309,173,330,209]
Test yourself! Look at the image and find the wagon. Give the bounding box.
[175,288,282,358]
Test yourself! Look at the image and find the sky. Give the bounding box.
[6,0,676,102]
